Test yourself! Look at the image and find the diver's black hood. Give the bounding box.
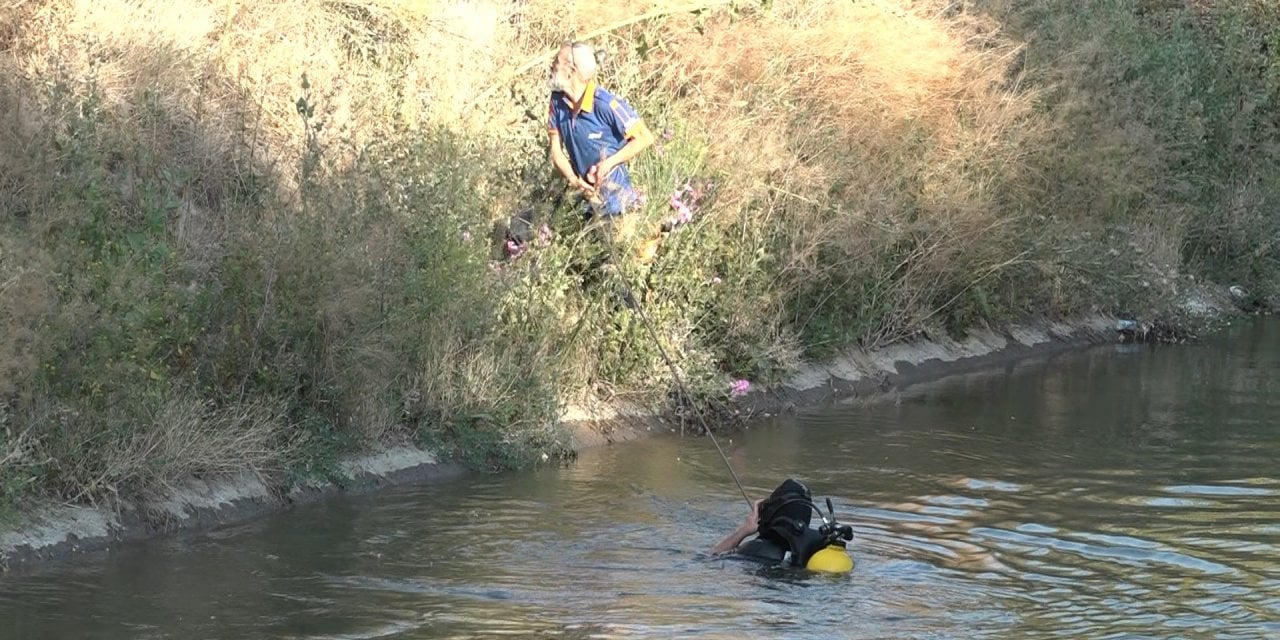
[756,478,814,545]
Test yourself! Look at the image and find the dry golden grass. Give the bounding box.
[0,0,730,216]
[632,0,1052,344]
[3,1,483,196]
[16,395,290,504]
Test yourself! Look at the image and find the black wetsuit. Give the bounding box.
[737,528,829,567]
[737,478,848,568]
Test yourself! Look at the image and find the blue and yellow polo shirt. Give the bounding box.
[548,81,644,216]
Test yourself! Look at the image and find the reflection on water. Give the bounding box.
[3,319,1280,639]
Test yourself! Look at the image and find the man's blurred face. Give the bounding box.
[548,45,574,93]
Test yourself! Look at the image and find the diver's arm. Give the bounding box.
[710,499,763,555]
[710,523,757,555]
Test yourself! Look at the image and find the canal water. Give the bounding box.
[3,319,1279,639]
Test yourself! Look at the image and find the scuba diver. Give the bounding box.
[710,478,855,573]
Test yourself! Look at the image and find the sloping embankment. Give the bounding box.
[0,313,1167,568]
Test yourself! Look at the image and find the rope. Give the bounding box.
[591,200,753,509]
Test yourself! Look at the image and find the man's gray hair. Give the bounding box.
[569,41,597,80]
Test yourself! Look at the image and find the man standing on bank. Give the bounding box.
[547,41,655,233]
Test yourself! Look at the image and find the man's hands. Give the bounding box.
[550,132,599,200]
[578,160,614,205]
[586,159,616,192]
[580,159,617,204]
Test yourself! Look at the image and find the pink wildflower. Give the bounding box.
[505,239,525,259]
[729,379,751,397]
[669,192,693,226]
[462,230,472,242]
[537,224,553,247]
[662,128,674,141]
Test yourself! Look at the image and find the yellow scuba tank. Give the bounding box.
[805,544,854,573]
[756,480,856,573]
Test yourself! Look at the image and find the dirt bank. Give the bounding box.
[562,316,1124,448]
[0,310,1226,569]
[1,449,466,568]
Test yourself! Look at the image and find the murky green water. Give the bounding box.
[5,319,1280,639]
